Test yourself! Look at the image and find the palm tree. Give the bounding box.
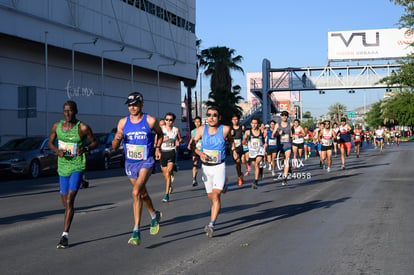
[200,46,244,124]
[200,46,244,93]
[327,102,347,122]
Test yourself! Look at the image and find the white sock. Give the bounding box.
[62,232,69,238]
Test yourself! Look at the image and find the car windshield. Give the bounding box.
[0,137,44,151]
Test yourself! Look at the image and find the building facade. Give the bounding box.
[0,0,196,143]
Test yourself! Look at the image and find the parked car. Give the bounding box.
[85,132,124,170]
[0,136,57,178]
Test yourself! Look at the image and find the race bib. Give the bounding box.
[251,138,261,149]
[203,149,221,164]
[162,138,176,150]
[281,134,290,143]
[234,138,241,148]
[58,140,78,157]
[322,139,332,146]
[268,138,277,146]
[126,144,147,160]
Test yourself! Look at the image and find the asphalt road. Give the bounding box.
[1,142,413,275]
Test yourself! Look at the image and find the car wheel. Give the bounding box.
[103,154,110,170]
[29,160,40,178]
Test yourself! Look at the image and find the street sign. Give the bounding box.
[347,111,356,119]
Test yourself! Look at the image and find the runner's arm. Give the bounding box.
[112,117,126,150]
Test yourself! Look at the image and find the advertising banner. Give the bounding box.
[328,28,414,61]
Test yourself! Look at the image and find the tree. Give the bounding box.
[303,111,312,119]
[206,85,244,125]
[200,46,244,124]
[365,101,383,127]
[327,102,347,122]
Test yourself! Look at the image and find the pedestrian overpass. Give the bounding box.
[243,59,401,125]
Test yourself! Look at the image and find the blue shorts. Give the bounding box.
[59,171,83,195]
[125,157,155,179]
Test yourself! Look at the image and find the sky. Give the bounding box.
[191,0,405,117]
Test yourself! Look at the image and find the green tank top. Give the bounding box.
[56,120,86,176]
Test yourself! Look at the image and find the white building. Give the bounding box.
[0,0,196,143]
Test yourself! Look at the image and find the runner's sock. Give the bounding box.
[150,211,157,220]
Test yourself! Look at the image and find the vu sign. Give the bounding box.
[328,28,413,61]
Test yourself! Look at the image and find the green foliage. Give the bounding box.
[327,102,347,123]
[206,86,244,125]
[365,102,384,127]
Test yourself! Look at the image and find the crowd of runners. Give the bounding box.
[49,94,403,248]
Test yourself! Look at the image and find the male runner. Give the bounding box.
[273,111,292,185]
[230,115,244,185]
[243,117,266,189]
[188,116,202,187]
[338,117,352,169]
[160,112,182,202]
[332,122,340,157]
[303,126,313,160]
[313,122,324,168]
[266,120,279,176]
[112,92,163,246]
[375,125,385,152]
[193,106,235,238]
[48,100,98,249]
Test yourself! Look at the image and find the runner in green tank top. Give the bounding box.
[48,100,97,249]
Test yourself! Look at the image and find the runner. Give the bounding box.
[112,92,163,246]
[159,112,182,202]
[291,119,305,169]
[273,111,292,185]
[364,129,371,146]
[265,120,279,176]
[192,106,235,238]
[230,115,244,186]
[353,124,362,158]
[332,122,340,157]
[338,117,352,169]
[243,117,266,189]
[313,122,324,168]
[318,120,336,172]
[303,126,313,160]
[188,116,202,187]
[375,125,385,152]
[48,100,98,249]
[241,125,251,176]
[395,128,401,146]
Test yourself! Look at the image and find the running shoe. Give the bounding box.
[128,231,141,246]
[204,224,214,238]
[252,181,258,189]
[57,236,68,249]
[237,177,244,186]
[81,179,89,189]
[162,194,169,202]
[192,179,198,187]
[327,167,331,173]
[356,154,359,158]
[271,170,275,176]
[341,165,346,170]
[268,165,272,171]
[282,177,288,186]
[244,171,249,176]
[150,211,162,235]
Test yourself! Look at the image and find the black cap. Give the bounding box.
[280,111,289,116]
[341,117,346,122]
[125,92,143,105]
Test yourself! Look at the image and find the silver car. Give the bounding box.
[0,136,57,178]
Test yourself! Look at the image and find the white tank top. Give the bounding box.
[161,126,178,151]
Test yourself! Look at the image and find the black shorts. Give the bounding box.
[266,147,278,154]
[321,145,333,151]
[160,150,176,167]
[354,141,361,146]
[292,142,304,150]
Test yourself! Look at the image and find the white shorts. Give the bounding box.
[201,162,226,193]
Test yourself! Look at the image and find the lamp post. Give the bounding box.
[71,38,98,87]
[157,61,176,117]
[101,46,124,95]
[130,54,153,90]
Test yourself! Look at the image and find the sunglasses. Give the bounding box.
[206,113,218,117]
[165,118,173,122]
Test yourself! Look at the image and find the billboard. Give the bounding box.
[328,28,414,61]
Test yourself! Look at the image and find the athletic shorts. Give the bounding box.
[125,157,155,179]
[160,150,176,167]
[279,143,292,153]
[201,162,226,193]
[321,145,333,151]
[266,147,278,154]
[376,137,384,142]
[340,142,351,151]
[292,142,304,150]
[59,171,83,195]
[354,141,361,146]
[316,144,322,152]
